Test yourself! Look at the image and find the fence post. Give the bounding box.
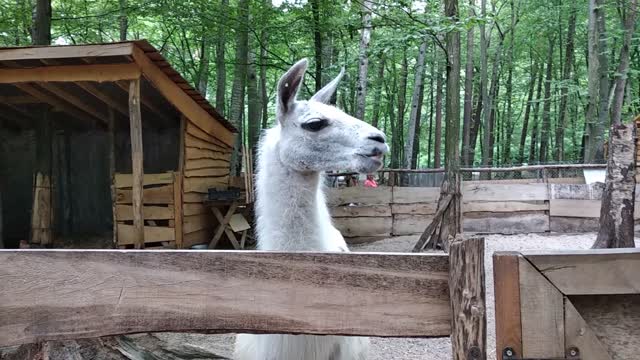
[449,236,486,360]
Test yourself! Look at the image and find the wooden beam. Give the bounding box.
[524,248,640,295]
[38,83,108,125]
[115,81,171,123]
[564,298,612,360]
[0,249,451,347]
[130,46,234,146]
[76,82,129,118]
[493,252,523,360]
[0,63,141,84]
[108,108,117,247]
[449,237,486,360]
[0,42,134,62]
[128,79,144,249]
[14,83,102,126]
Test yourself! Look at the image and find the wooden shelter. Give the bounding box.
[0,40,237,249]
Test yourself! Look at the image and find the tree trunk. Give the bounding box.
[592,123,636,248]
[539,38,555,164]
[478,0,489,169]
[554,6,577,161]
[391,49,408,168]
[611,0,638,125]
[259,15,269,129]
[32,0,51,45]
[412,80,426,169]
[585,0,608,162]
[482,39,503,173]
[247,51,261,158]
[215,0,229,115]
[434,56,444,168]
[502,0,517,165]
[118,0,128,40]
[404,39,428,169]
[468,78,483,166]
[354,0,373,120]
[196,33,210,96]
[229,0,249,176]
[427,70,434,167]
[310,0,323,91]
[529,62,544,163]
[371,53,386,128]
[462,0,475,167]
[519,60,538,164]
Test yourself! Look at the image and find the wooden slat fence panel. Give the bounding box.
[0,250,450,347]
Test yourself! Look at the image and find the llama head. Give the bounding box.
[275,59,389,174]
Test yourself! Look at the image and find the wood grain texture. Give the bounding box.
[184,168,230,178]
[330,205,392,217]
[182,203,208,216]
[0,63,141,83]
[115,172,174,188]
[549,216,600,232]
[332,216,392,237]
[463,201,548,213]
[564,298,612,360]
[117,224,175,245]
[463,183,549,202]
[183,192,206,203]
[128,79,144,249]
[525,248,640,295]
[185,158,230,170]
[185,133,229,152]
[186,147,232,161]
[392,214,433,235]
[115,205,174,221]
[183,228,213,248]
[116,185,174,204]
[391,203,438,215]
[550,183,604,200]
[326,186,392,206]
[173,172,183,249]
[518,256,564,358]
[493,252,522,360]
[449,237,486,360]
[184,177,229,193]
[463,212,549,234]
[185,121,232,149]
[550,199,640,219]
[182,214,213,233]
[0,250,451,346]
[0,42,134,61]
[392,187,440,204]
[570,294,640,360]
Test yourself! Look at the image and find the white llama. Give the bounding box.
[234,59,389,360]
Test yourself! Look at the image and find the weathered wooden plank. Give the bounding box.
[184,177,229,193]
[116,224,175,246]
[332,217,392,237]
[128,79,144,249]
[564,298,612,360]
[183,203,208,216]
[550,199,640,219]
[0,250,451,346]
[549,216,600,232]
[393,214,433,236]
[186,147,232,161]
[173,172,183,249]
[524,248,640,295]
[185,133,229,152]
[493,253,522,360]
[131,47,235,146]
[116,184,174,204]
[549,183,603,200]
[0,42,134,62]
[392,187,440,204]
[115,172,174,188]
[391,203,438,215]
[183,214,213,234]
[185,158,230,170]
[518,256,564,358]
[449,237,486,360]
[184,168,230,178]
[463,212,549,234]
[183,192,206,203]
[0,63,141,83]
[326,186,392,206]
[115,205,174,221]
[185,121,232,149]
[183,228,213,248]
[463,183,549,202]
[330,205,391,217]
[463,201,548,213]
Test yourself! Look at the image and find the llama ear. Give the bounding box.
[277,58,308,115]
[310,67,344,104]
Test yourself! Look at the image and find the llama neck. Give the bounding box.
[255,127,331,251]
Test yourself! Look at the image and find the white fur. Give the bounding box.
[234,59,388,360]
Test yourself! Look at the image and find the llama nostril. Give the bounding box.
[368,134,386,144]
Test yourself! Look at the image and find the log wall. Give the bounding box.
[328,183,640,240]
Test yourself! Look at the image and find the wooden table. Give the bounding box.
[207,200,247,249]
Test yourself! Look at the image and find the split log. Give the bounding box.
[592,123,636,248]
[128,79,144,249]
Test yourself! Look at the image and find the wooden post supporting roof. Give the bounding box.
[128,79,144,248]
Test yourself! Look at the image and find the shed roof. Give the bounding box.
[0,40,237,142]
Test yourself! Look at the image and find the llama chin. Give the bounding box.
[234,59,388,360]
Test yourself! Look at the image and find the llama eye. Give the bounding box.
[301,119,329,132]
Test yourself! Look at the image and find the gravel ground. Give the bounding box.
[202,232,638,360]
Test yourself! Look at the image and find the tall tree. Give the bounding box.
[529,62,545,163]
[519,60,538,163]
[539,37,555,163]
[247,50,261,157]
[412,80,425,169]
[215,0,229,115]
[355,0,373,120]
[310,0,323,91]
[118,0,128,41]
[434,55,444,168]
[196,33,210,96]
[611,0,638,125]
[229,0,249,175]
[479,0,490,169]
[371,53,386,128]
[404,38,428,169]
[391,49,409,168]
[461,0,475,166]
[554,5,577,161]
[502,0,517,164]
[32,0,51,45]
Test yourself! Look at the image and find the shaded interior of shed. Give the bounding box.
[0,78,181,248]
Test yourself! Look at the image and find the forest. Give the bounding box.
[1,0,638,170]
